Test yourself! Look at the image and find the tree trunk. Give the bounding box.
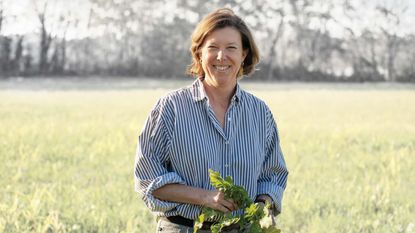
[267,15,284,81]
[34,1,52,75]
[387,34,398,82]
[0,6,3,34]
[39,17,52,74]
[0,0,4,34]
[13,36,24,75]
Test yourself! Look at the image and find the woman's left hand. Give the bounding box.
[255,195,276,226]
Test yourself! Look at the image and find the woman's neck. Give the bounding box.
[202,78,236,107]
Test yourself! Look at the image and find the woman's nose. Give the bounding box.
[216,50,226,61]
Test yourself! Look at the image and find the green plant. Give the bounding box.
[194,169,281,233]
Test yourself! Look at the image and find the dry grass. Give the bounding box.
[1,84,414,232]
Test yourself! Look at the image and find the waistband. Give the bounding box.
[160,216,240,231]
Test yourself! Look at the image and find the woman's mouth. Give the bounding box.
[213,65,231,72]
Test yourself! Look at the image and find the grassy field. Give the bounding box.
[1,82,414,233]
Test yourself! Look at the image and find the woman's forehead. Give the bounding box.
[203,27,242,44]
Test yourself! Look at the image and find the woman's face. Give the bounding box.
[199,27,247,87]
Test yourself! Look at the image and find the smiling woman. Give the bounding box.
[199,27,246,88]
[134,8,288,233]
[187,8,259,80]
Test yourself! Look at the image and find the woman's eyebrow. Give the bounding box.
[205,41,239,46]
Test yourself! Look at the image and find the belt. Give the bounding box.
[161,216,240,231]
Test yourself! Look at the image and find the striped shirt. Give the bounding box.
[134,79,288,220]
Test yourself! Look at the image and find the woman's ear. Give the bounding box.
[196,50,202,62]
[242,49,248,60]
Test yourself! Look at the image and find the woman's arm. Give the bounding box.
[153,184,238,213]
[257,108,289,215]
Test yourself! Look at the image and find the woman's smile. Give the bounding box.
[213,65,231,72]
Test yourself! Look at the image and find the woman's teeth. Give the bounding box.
[214,65,230,71]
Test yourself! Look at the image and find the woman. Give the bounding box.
[135,8,288,233]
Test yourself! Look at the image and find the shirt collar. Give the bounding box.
[191,78,242,103]
[191,78,208,102]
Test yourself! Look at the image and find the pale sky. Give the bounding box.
[1,0,92,38]
[1,0,414,38]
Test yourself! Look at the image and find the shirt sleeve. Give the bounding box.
[134,97,185,213]
[257,107,289,215]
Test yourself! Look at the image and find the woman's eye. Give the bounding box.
[228,46,237,49]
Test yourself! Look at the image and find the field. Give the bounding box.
[1,80,414,233]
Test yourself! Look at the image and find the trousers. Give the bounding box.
[156,219,241,233]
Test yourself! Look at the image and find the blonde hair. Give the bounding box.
[186,8,260,78]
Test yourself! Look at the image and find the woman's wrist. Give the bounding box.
[199,189,214,206]
[255,194,273,205]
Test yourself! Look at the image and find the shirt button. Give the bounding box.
[225,141,229,144]
[225,164,229,168]
[228,117,231,121]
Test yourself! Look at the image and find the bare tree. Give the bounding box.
[399,35,415,81]
[82,7,93,75]
[376,3,407,81]
[32,0,53,74]
[0,0,3,33]
[266,9,285,80]
[88,0,148,75]
[2,0,414,81]
[49,9,75,74]
[0,36,10,74]
[0,0,5,76]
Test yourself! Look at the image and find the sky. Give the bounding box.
[1,0,415,39]
[1,0,92,39]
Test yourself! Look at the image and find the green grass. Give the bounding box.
[1,85,414,233]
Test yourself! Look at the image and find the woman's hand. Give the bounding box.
[256,201,276,226]
[256,195,276,226]
[152,184,238,212]
[201,190,238,213]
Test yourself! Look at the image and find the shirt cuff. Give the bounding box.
[257,182,285,215]
[143,172,186,212]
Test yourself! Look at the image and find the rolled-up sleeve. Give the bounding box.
[257,108,289,215]
[134,97,185,213]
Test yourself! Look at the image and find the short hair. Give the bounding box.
[187,8,260,78]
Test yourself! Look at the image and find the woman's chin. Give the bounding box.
[207,75,237,86]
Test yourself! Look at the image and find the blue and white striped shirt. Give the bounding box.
[134,79,288,220]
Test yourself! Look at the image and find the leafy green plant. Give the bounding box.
[194,169,281,233]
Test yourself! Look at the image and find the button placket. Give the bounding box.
[223,100,236,173]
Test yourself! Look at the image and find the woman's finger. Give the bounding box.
[221,199,235,212]
[225,198,238,211]
[214,202,232,213]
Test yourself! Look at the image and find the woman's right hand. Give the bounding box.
[200,190,238,213]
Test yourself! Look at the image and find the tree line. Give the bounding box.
[0,0,414,82]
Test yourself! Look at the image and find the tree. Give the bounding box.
[0,0,3,33]
[11,35,24,75]
[0,36,10,74]
[32,0,53,74]
[375,2,407,81]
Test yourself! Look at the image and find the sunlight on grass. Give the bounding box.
[0,87,414,232]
